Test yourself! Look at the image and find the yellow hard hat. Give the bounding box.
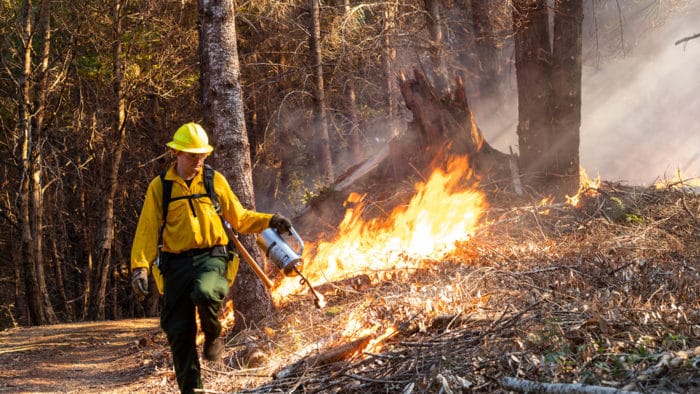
[166,122,214,154]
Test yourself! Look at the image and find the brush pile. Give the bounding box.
[189,181,700,393]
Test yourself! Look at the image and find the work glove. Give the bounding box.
[270,214,293,234]
[131,267,148,298]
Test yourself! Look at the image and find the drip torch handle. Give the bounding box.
[288,227,304,256]
[224,221,274,289]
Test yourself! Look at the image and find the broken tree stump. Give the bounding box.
[296,70,511,240]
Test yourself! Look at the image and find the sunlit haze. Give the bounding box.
[474,1,700,185]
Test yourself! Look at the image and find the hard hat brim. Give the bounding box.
[166,141,214,154]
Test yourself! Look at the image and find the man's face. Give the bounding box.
[176,151,208,179]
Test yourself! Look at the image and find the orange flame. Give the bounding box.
[565,167,600,207]
[654,169,700,191]
[339,307,398,354]
[215,156,486,347]
[272,156,488,302]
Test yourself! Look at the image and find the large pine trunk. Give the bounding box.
[551,0,583,197]
[198,0,274,329]
[513,0,582,199]
[513,0,552,188]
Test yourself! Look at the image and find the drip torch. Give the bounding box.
[257,227,326,309]
[223,220,325,308]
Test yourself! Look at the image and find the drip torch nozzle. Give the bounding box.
[294,266,326,309]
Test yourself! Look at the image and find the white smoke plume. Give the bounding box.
[475,1,700,185]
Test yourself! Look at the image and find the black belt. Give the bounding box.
[162,245,226,259]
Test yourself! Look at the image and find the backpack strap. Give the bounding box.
[203,164,220,213]
[203,164,237,253]
[157,164,235,258]
[157,170,172,260]
[157,168,209,244]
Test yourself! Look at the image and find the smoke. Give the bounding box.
[474,1,700,186]
[581,2,700,185]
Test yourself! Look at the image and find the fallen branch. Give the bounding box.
[273,335,373,379]
[500,377,640,394]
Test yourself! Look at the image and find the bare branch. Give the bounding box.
[675,32,700,45]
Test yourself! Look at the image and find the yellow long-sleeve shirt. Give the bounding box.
[131,164,273,293]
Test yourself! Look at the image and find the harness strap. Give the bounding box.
[157,164,234,260]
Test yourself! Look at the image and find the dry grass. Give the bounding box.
[189,182,700,393]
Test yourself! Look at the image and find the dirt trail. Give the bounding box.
[0,318,171,393]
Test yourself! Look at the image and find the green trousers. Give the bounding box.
[160,250,229,394]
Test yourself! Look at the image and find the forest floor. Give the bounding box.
[1,181,699,393]
[0,318,165,393]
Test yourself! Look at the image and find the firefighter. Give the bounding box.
[130,122,291,393]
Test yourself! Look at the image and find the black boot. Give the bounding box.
[203,337,225,361]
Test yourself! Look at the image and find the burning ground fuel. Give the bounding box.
[197,159,700,393]
[272,156,488,303]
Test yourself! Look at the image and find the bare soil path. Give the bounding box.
[0,318,171,393]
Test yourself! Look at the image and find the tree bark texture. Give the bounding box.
[513,0,582,199]
[513,0,552,184]
[551,0,583,197]
[198,0,274,328]
[309,0,334,183]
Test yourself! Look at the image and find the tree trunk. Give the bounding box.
[33,0,57,325]
[340,0,361,164]
[513,0,553,189]
[470,0,500,94]
[90,0,128,320]
[513,0,583,199]
[198,0,274,329]
[11,225,24,325]
[382,1,400,137]
[424,0,449,94]
[551,0,583,197]
[79,152,94,321]
[49,209,73,320]
[309,0,334,183]
[345,79,361,164]
[18,0,57,326]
